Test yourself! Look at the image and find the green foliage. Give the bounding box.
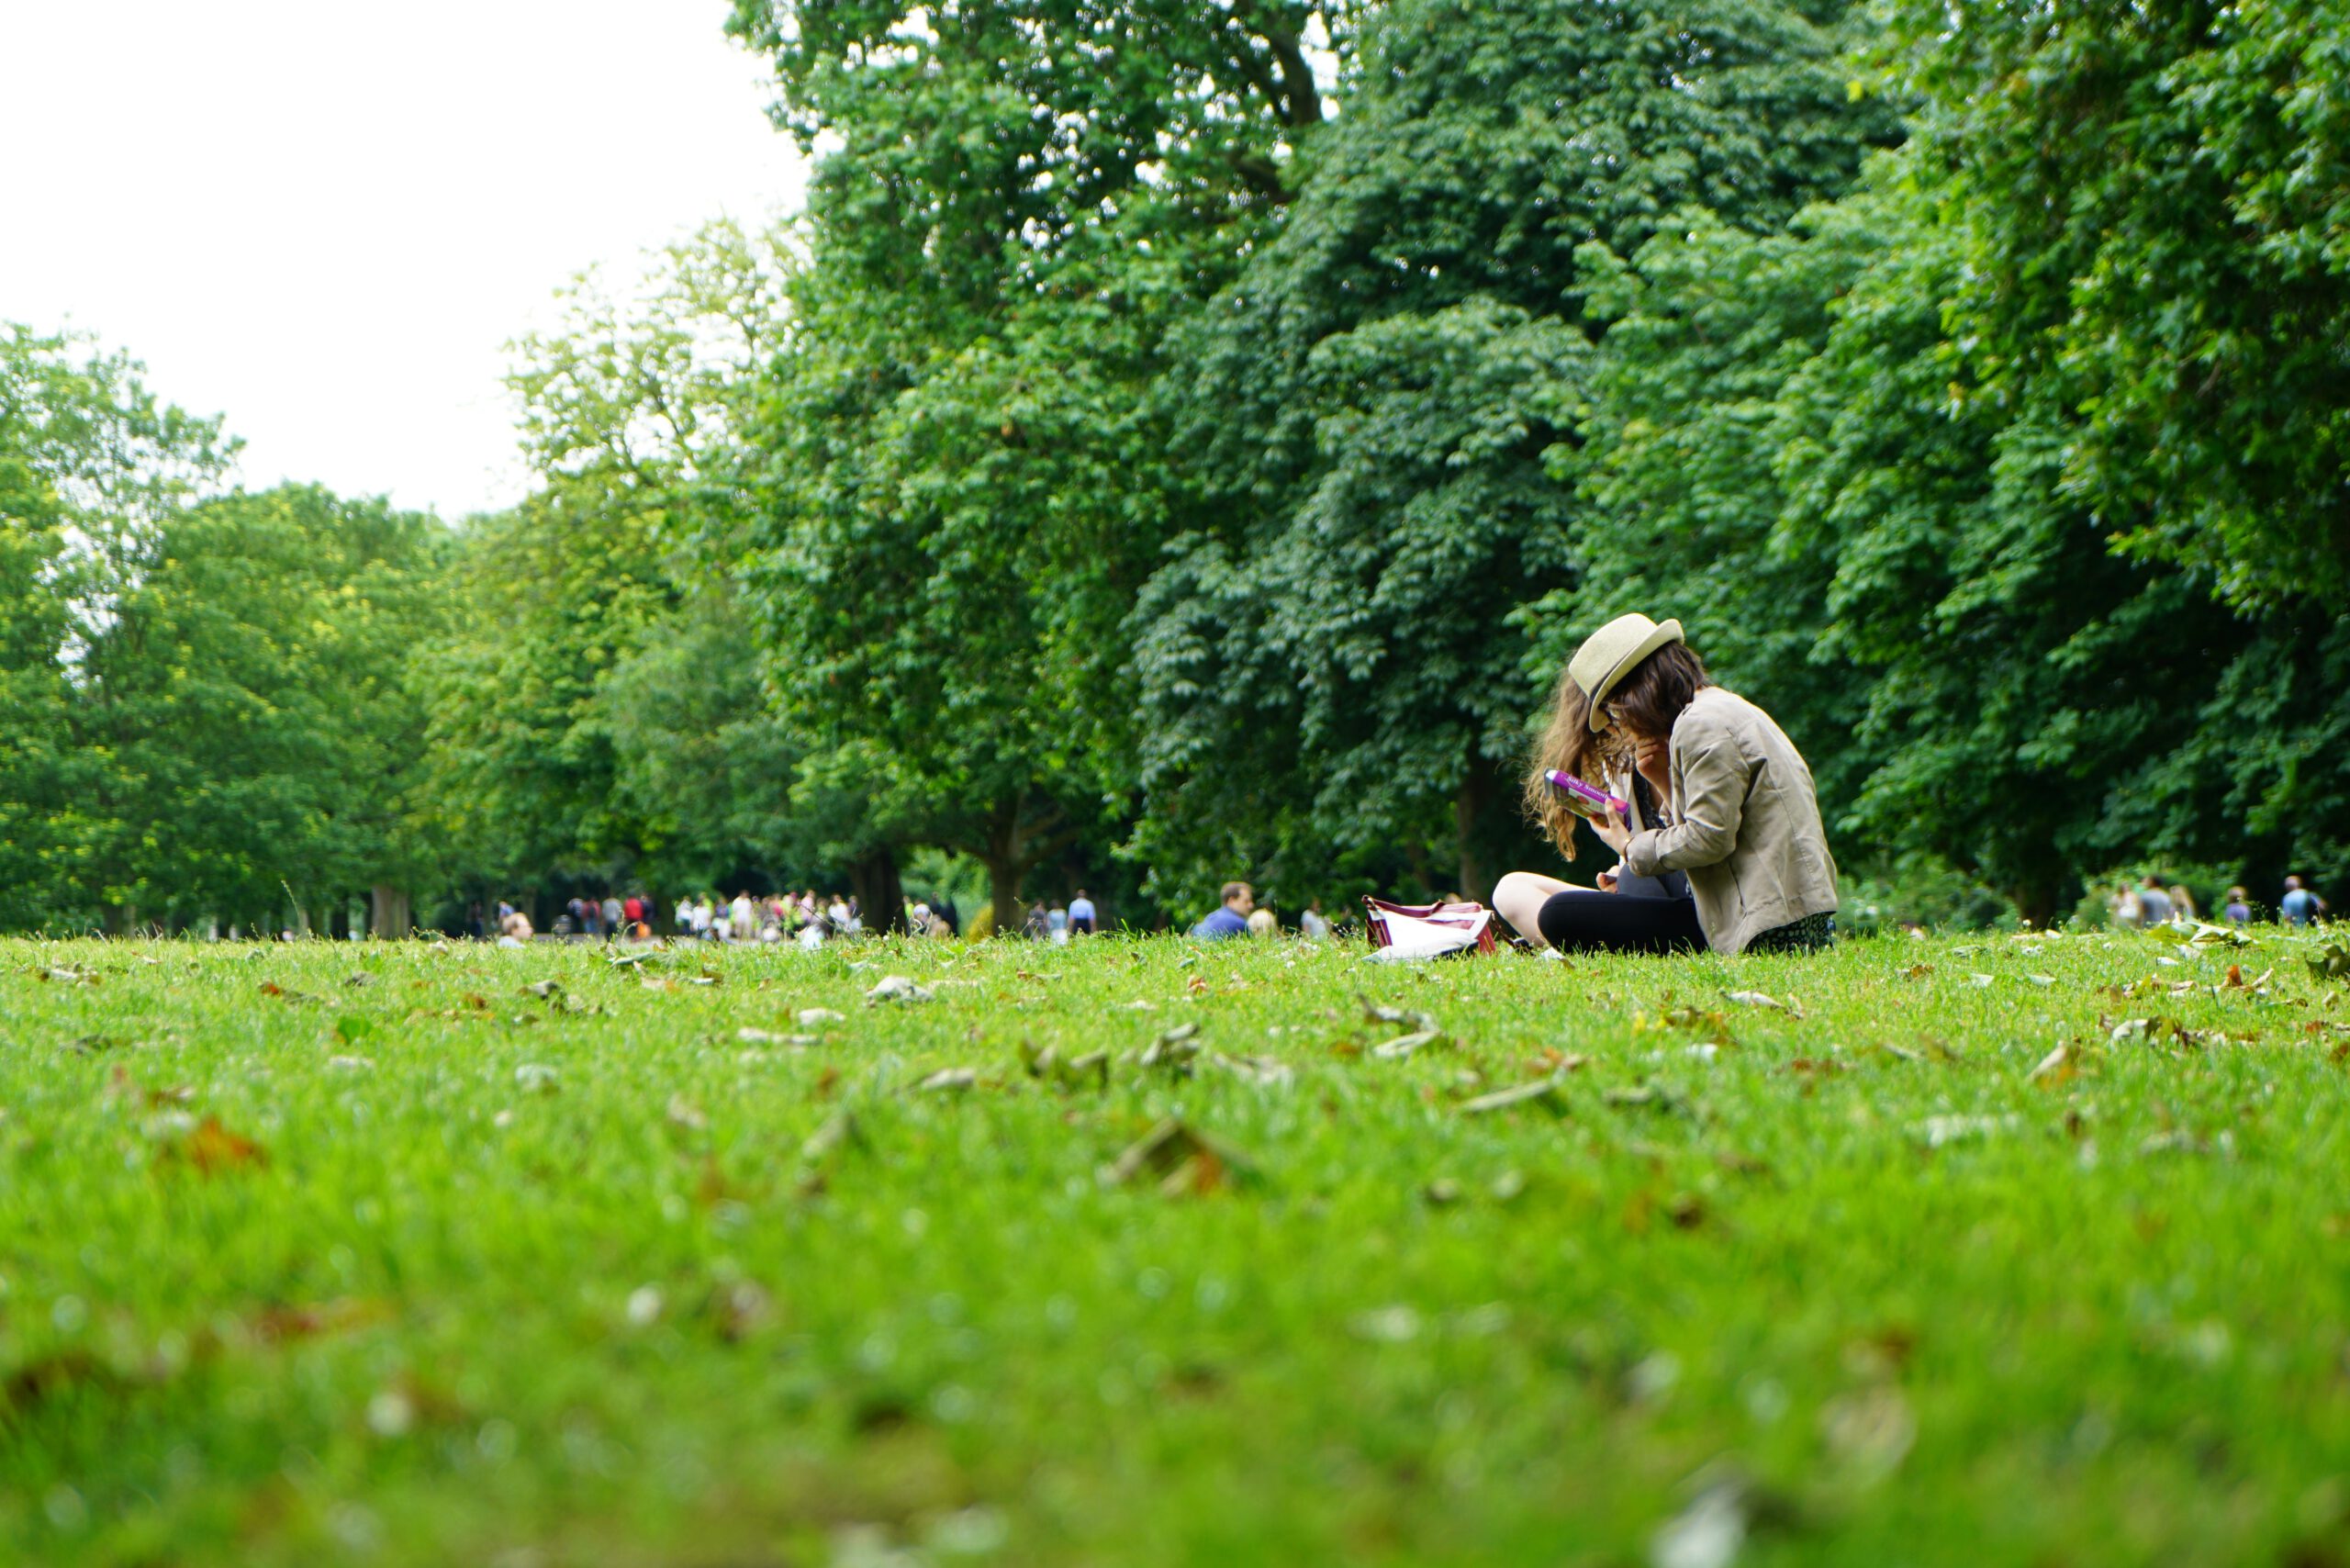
[1558,136,2350,923]
[78,486,451,926]
[1886,0,2350,608]
[1131,0,1897,906]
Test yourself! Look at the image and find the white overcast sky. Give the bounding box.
[0,1,807,519]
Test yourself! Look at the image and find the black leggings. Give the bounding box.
[1537,889,1705,955]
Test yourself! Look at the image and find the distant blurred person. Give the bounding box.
[1068,890,1097,935]
[1047,905,1070,945]
[1192,882,1253,940]
[1024,901,1050,939]
[2224,886,2252,925]
[1247,907,1277,939]
[674,897,694,938]
[2109,884,2143,929]
[498,909,534,947]
[601,894,624,936]
[731,891,757,942]
[1299,899,1330,940]
[2166,884,2199,924]
[2136,875,2174,927]
[2283,876,2328,927]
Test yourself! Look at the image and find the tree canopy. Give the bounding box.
[6,0,2346,934]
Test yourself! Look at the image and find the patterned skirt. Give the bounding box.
[1745,911,1837,955]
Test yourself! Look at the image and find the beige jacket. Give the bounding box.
[1621,686,1840,955]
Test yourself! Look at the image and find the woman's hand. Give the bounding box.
[1585,806,1631,857]
[1634,734,1673,801]
[1596,865,1622,894]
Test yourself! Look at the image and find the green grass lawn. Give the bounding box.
[6,925,2350,1566]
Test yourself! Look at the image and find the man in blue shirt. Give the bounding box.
[1068,890,1097,935]
[1192,881,1254,939]
[2282,876,2327,927]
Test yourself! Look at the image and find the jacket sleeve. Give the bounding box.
[1624,709,1750,875]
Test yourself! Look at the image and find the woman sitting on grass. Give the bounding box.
[1493,614,1840,956]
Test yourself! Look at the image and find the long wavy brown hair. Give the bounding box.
[1522,644,1710,858]
[1523,668,1609,859]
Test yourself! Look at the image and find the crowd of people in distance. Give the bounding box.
[2107,872,2330,930]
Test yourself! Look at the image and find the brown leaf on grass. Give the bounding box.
[259,981,284,996]
[1725,990,1800,1018]
[1370,1028,1446,1059]
[1101,1117,1258,1196]
[1900,963,1934,980]
[159,1116,268,1176]
[1185,975,1209,998]
[0,1350,120,1418]
[250,1298,390,1345]
[1363,1000,1441,1034]
[1457,1077,1570,1116]
[1141,1024,1203,1074]
[2029,1045,2076,1087]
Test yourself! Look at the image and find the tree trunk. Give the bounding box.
[1456,767,1493,906]
[979,794,1025,936]
[846,850,907,935]
[371,885,412,940]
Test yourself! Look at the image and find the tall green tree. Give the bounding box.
[1132,0,1898,904]
[417,219,810,904]
[0,325,232,931]
[1888,0,2350,610]
[727,0,1354,921]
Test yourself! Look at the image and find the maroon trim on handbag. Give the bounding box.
[1361,896,1498,956]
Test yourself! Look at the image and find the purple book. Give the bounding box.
[1546,769,1629,821]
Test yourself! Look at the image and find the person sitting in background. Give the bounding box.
[2283,876,2328,927]
[1247,907,1278,939]
[2224,886,2252,925]
[2136,875,2175,928]
[1300,900,1331,940]
[2109,884,2143,929]
[1068,890,1097,935]
[2167,884,2199,924]
[1192,881,1255,940]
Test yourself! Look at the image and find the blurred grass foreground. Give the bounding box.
[6,924,2350,1566]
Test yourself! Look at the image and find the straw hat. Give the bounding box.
[1567,613,1684,732]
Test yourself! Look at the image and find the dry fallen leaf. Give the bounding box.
[167,1116,269,1175]
[1101,1117,1257,1195]
[1370,1028,1446,1059]
[1458,1077,1569,1116]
